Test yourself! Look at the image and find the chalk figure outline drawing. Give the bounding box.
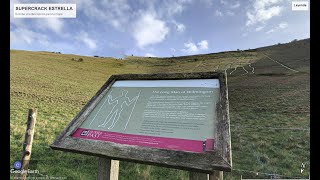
[89,90,141,130]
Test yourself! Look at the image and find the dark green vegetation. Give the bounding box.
[10,39,309,179]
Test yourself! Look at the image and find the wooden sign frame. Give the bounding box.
[50,72,232,173]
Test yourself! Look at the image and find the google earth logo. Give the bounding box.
[13,161,22,170]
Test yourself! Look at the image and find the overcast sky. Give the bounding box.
[10,0,310,58]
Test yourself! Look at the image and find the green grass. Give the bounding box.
[10,39,310,179]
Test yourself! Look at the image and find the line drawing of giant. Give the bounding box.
[91,90,141,130]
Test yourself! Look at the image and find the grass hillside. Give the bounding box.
[10,39,310,179]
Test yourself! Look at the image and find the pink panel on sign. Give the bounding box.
[72,128,214,153]
[205,139,214,151]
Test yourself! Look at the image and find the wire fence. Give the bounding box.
[233,168,310,179]
[230,124,310,131]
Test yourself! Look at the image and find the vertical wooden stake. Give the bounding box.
[97,158,119,180]
[189,172,208,180]
[190,171,223,180]
[16,109,37,180]
[209,171,223,180]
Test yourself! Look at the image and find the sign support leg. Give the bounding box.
[209,171,223,180]
[97,158,119,180]
[189,171,223,180]
[189,172,208,180]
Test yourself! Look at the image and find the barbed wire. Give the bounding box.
[230,124,310,131]
[233,168,310,179]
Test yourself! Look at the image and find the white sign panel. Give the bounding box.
[14,4,76,18]
[292,1,309,11]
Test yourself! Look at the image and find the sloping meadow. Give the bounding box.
[10,39,309,179]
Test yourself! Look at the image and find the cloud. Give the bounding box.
[10,0,26,28]
[77,0,131,30]
[246,0,284,26]
[215,10,223,17]
[226,11,235,16]
[11,27,49,47]
[220,0,240,9]
[132,13,169,48]
[11,0,198,53]
[181,40,209,54]
[220,0,228,5]
[202,0,214,6]
[216,1,240,17]
[76,0,192,48]
[37,18,64,34]
[266,29,275,34]
[101,0,131,29]
[76,1,106,20]
[230,2,240,9]
[161,0,193,17]
[197,40,208,50]
[76,31,97,49]
[131,1,192,46]
[166,2,184,16]
[278,22,288,29]
[145,53,156,57]
[176,23,186,32]
[255,26,265,32]
[266,22,288,34]
[182,42,198,53]
[242,32,248,37]
[171,20,186,32]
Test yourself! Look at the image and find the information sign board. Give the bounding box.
[72,79,220,153]
[50,72,232,173]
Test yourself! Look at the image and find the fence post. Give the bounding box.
[97,158,119,180]
[16,108,37,180]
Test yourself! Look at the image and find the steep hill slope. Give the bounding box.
[10,39,309,179]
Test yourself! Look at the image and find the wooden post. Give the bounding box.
[209,171,223,180]
[16,109,37,180]
[97,158,119,180]
[189,172,208,180]
[189,171,223,180]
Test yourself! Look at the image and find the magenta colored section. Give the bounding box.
[72,128,214,153]
[205,139,214,151]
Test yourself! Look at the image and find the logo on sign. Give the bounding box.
[80,130,89,136]
[202,141,206,152]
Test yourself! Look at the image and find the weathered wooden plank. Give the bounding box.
[51,138,230,173]
[97,158,119,180]
[216,72,232,166]
[16,109,37,180]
